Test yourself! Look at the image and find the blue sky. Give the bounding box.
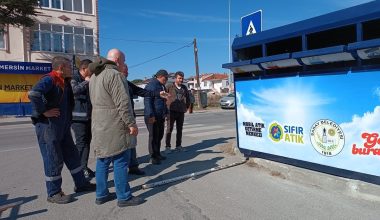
[98,0,373,80]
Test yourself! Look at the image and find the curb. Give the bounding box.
[232,147,380,202]
[0,119,31,126]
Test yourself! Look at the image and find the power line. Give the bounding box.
[129,41,194,69]
[100,37,186,45]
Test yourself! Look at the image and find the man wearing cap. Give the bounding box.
[121,64,169,174]
[144,70,169,165]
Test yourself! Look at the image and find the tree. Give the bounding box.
[0,0,39,30]
[131,79,144,84]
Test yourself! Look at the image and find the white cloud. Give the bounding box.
[340,106,380,138]
[374,87,380,100]
[336,106,380,175]
[139,9,240,23]
[236,91,266,149]
[249,81,333,125]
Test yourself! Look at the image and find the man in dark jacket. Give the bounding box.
[144,70,169,165]
[165,71,190,153]
[122,65,168,174]
[71,59,95,180]
[28,56,95,204]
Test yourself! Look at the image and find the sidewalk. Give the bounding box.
[0,116,31,126]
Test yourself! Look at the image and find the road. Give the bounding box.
[0,110,379,220]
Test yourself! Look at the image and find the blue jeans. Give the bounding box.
[35,122,86,197]
[96,149,132,201]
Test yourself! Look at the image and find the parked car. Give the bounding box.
[133,95,145,116]
[220,93,235,109]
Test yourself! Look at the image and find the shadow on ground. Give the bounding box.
[0,194,47,219]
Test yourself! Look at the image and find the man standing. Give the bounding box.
[144,70,169,165]
[71,59,95,180]
[89,49,144,207]
[122,65,168,174]
[165,71,190,153]
[29,56,95,204]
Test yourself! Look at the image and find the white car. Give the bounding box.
[133,95,145,116]
[220,93,235,109]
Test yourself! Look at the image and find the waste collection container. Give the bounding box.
[223,1,380,185]
[200,91,207,108]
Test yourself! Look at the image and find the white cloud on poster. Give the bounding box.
[250,82,333,125]
[374,87,380,100]
[236,91,266,148]
[337,106,380,175]
[340,106,380,138]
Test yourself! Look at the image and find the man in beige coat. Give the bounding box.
[89,49,144,207]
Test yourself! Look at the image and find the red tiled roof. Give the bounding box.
[202,73,228,81]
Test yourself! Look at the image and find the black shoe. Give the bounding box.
[84,168,95,178]
[47,191,74,204]
[150,157,161,165]
[95,193,116,205]
[74,182,96,193]
[157,155,166,160]
[117,196,145,207]
[129,167,145,175]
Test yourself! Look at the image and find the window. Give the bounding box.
[0,30,5,49]
[75,35,84,53]
[52,0,61,9]
[85,36,93,55]
[40,0,93,14]
[41,32,51,51]
[31,24,94,55]
[40,0,49,7]
[31,31,40,51]
[74,0,83,12]
[63,0,72,11]
[53,34,63,52]
[84,0,93,14]
[64,34,74,53]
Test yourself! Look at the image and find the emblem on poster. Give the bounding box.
[310,119,345,157]
[268,122,304,144]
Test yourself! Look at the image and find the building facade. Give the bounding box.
[187,73,229,93]
[0,0,99,62]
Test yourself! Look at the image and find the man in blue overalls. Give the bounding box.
[29,56,95,204]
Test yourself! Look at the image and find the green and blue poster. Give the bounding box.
[236,70,380,177]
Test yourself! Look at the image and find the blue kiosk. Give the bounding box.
[223,1,380,184]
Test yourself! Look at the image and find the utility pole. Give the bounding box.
[228,0,233,93]
[193,38,202,108]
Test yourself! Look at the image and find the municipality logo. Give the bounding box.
[310,119,345,157]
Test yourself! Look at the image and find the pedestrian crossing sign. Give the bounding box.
[241,10,262,36]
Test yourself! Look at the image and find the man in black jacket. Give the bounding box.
[165,71,190,153]
[144,70,169,165]
[71,59,95,180]
[122,65,168,173]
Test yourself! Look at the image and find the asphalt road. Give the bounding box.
[1,110,379,220]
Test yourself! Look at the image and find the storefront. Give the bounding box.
[0,61,52,115]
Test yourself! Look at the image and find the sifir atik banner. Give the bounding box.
[235,70,380,177]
